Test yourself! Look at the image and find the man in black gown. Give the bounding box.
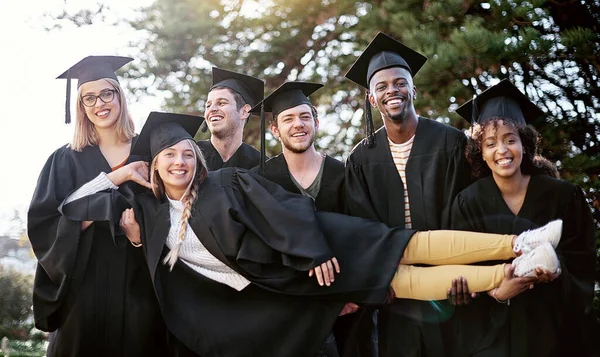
[198,67,264,170]
[252,81,361,356]
[254,81,345,214]
[343,32,472,357]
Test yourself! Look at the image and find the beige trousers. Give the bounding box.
[390,230,515,300]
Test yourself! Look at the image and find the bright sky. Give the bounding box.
[0,0,160,235]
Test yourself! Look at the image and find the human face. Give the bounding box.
[79,79,121,130]
[272,104,318,154]
[204,88,245,139]
[481,120,524,180]
[368,67,417,124]
[155,140,196,198]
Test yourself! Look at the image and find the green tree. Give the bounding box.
[0,268,33,340]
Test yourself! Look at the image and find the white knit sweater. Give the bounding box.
[166,197,250,291]
[65,173,250,291]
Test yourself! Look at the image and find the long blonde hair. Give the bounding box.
[71,78,135,151]
[150,139,208,270]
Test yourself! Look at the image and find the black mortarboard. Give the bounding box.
[57,55,133,124]
[131,111,203,160]
[210,67,264,108]
[250,81,323,119]
[344,32,427,148]
[250,81,323,174]
[199,67,265,133]
[456,79,545,125]
[344,32,427,89]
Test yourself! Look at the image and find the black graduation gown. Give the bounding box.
[197,140,261,170]
[27,144,167,357]
[257,153,346,213]
[134,168,415,357]
[345,118,471,357]
[450,174,596,357]
[257,153,369,356]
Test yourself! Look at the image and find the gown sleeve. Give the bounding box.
[442,135,471,229]
[344,152,379,221]
[226,169,334,271]
[211,169,413,304]
[449,189,484,232]
[63,173,118,204]
[58,178,138,247]
[554,186,596,313]
[27,148,94,331]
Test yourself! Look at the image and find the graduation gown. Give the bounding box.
[133,168,415,357]
[257,154,374,356]
[450,174,596,357]
[345,118,471,357]
[27,144,167,357]
[257,153,346,213]
[197,140,261,170]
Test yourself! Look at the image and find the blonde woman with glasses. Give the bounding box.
[27,56,167,357]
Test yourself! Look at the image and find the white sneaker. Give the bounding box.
[513,219,562,254]
[513,242,560,277]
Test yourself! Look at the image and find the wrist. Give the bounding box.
[492,288,510,305]
[130,239,142,247]
[107,167,129,186]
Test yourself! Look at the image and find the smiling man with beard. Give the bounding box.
[252,82,348,356]
[253,81,346,214]
[198,67,264,170]
[343,32,472,357]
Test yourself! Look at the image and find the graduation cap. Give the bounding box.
[57,55,133,124]
[344,32,427,147]
[455,79,545,125]
[210,67,264,107]
[131,111,203,160]
[250,81,324,174]
[200,67,265,133]
[251,81,323,119]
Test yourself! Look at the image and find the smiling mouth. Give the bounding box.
[495,158,513,166]
[384,97,405,108]
[209,114,224,122]
[168,169,188,176]
[291,132,307,138]
[96,109,110,118]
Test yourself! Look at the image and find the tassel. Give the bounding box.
[200,119,208,133]
[364,91,376,148]
[471,95,479,124]
[259,100,266,174]
[65,71,72,124]
[163,241,182,272]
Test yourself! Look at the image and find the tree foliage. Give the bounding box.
[0,268,33,338]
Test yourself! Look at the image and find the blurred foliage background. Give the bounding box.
[42,0,599,353]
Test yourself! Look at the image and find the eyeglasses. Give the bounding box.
[81,89,118,107]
